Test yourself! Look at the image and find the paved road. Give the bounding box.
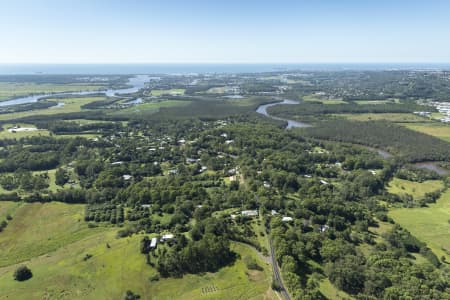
[269,239,291,300]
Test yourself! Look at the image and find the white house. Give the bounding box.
[242,210,258,217]
[150,237,158,248]
[161,233,174,241]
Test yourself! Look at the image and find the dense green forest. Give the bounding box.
[301,120,450,162]
[0,71,449,299]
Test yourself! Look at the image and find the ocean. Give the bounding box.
[0,63,449,75]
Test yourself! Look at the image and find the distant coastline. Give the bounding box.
[1,63,450,75]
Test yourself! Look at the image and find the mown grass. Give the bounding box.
[389,189,450,261]
[402,123,450,142]
[354,100,398,105]
[150,89,185,96]
[0,201,106,267]
[340,113,426,122]
[387,178,444,200]
[205,87,227,94]
[0,96,107,121]
[111,100,191,117]
[0,83,107,101]
[0,123,50,139]
[320,278,354,300]
[302,94,347,104]
[0,201,22,220]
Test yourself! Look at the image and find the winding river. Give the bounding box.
[256,99,311,129]
[0,75,151,107]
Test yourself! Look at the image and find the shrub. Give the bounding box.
[243,255,262,270]
[13,265,33,281]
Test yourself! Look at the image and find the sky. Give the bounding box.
[1,0,450,64]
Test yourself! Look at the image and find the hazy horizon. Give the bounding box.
[2,62,450,75]
[1,0,450,64]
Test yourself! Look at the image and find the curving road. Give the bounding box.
[269,239,291,300]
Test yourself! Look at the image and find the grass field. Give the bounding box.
[340,113,426,122]
[0,96,107,121]
[112,100,191,116]
[0,123,50,139]
[0,83,107,101]
[389,189,450,261]
[0,202,106,267]
[150,89,185,96]
[302,94,347,104]
[0,200,274,299]
[206,87,227,94]
[387,178,444,200]
[402,123,450,142]
[0,201,22,220]
[320,278,354,300]
[354,100,399,105]
[0,232,274,300]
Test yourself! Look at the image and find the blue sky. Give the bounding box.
[1,0,449,63]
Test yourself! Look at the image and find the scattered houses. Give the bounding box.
[282,216,293,222]
[7,126,38,133]
[241,210,258,217]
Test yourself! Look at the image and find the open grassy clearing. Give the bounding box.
[339,113,426,122]
[354,99,400,105]
[205,87,227,94]
[302,94,347,104]
[225,97,264,107]
[0,96,107,121]
[33,169,60,192]
[387,178,444,200]
[0,123,50,139]
[389,189,450,261]
[0,201,106,267]
[0,82,107,101]
[150,89,185,96]
[402,123,450,142]
[320,278,354,300]
[0,201,23,220]
[0,231,274,300]
[112,100,191,116]
[0,123,102,140]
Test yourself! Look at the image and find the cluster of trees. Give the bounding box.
[152,234,235,277]
[303,120,450,162]
[142,217,235,278]
[84,203,124,224]
[36,120,120,134]
[0,217,10,232]
[0,172,49,191]
[269,102,434,117]
[0,101,57,115]
[396,165,442,182]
